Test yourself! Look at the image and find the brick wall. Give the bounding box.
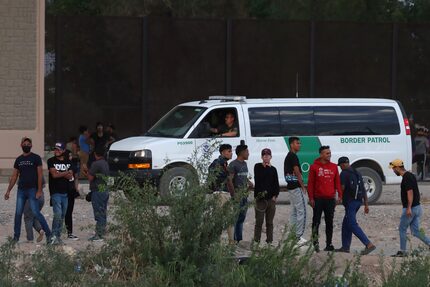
[0,0,44,169]
[0,0,37,130]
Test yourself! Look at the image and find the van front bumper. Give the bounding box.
[109,169,163,185]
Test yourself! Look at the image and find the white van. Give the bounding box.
[108,96,412,203]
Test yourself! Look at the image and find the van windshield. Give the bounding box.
[145,106,206,138]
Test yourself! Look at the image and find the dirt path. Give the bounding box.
[1,183,430,285]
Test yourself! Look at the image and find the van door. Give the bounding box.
[244,106,319,187]
[187,106,246,181]
[243,106,288,186]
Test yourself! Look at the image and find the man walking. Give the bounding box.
[336,157,376,255]
[208,144,234,243]
[4,137,52,243]
[389,159,430,257]
[308,146,342,252]
[48,142,74,244]
[254,148,279,245]
[284,137,308,245]
[227,141,253,243]
[88,146,110,242]
[23,177,46,242]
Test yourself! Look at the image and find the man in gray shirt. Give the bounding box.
[88,146,110,242]
[227,142,253,243]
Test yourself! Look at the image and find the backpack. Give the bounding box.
[344,168,365,200]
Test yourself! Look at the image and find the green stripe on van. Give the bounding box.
[284,137,321,184]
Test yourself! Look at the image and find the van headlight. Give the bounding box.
[133,150,149,158]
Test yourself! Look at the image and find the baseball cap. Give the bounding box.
[21,137,32,144]
[54,142,66,150]
[261,148,272,156]
[389,159,404,169]
[337,156,349,166]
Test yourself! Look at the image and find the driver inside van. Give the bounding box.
[211,112,238,137]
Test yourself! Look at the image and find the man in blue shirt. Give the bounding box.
[336,157,375,255]
[78,125,91,178]
[4,137,52,243]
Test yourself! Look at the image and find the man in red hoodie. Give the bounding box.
[308,146,342,252]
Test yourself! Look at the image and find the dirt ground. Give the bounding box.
[1,183,430,285]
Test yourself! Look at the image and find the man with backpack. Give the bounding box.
[336,157,376,255]
[208,144,234,244]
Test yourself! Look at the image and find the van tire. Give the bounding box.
[159,167,194,197]
[356,167,382,204]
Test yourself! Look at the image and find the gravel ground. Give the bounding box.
[1,183,430,285]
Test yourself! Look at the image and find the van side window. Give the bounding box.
[190,108,239,138]
[280,107,315,136]
[314,106,400,135]
[249,108,282,137]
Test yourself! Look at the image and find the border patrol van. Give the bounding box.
[108,96,412,203]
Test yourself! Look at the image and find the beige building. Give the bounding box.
[0,0,45,169]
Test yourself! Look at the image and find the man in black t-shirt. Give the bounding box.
[89,122,109,168]
[4,137,52,243]
[64,149,80,240]
[284,137,307,245]
[390,159,430,257]
[91,122,109,151]
[48,142,74,244]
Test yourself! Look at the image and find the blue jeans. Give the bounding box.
[51,193,68,238]
[91,190,109,237]
[14,188,51,241]
[24,194,44,241]
[341,200,370,250]
[399,205,430,251]
[234,198,248,242]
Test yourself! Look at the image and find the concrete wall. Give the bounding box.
[0,0,45,168]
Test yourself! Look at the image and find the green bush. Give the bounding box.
[382,249,430,287]
[0,239,18,287]
[0,144,428,286]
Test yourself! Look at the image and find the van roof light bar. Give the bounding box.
[208,95,247,102]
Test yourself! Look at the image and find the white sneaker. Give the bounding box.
[297,237,308,247]
[67,234,79,241]
[49,235,64,245]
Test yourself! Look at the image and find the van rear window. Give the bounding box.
[314,106,400,136]
[249,106,400,137]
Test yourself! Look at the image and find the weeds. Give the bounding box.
[0,144,428,286]
[0,239,18,286]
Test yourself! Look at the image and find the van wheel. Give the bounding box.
[159,167,194,197]
[356,167,382,204]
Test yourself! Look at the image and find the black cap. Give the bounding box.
[337,156,350,166]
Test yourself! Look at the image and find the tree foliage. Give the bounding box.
[47,0,430,22]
